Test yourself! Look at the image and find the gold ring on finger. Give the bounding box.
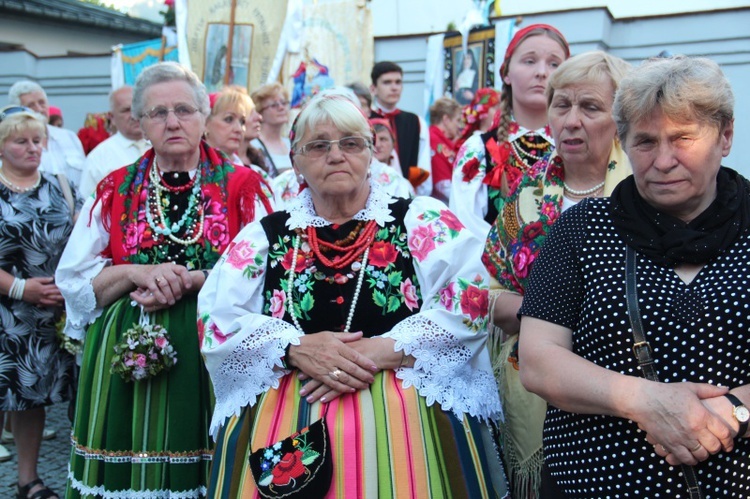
[691,442,702,453]
[659,445,668,453]
[329,368,342,381]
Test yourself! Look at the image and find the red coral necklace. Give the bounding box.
[306,219,377,270]
[287,233,369,333]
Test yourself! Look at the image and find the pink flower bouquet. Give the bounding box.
[110,323,178,382]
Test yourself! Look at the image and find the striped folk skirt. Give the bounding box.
[209,370,507,498]
[66,296,213,498]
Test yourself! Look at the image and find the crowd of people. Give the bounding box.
[0,20,748,499]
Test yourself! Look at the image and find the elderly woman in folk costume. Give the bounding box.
[198,89,506,498]
[483,51,633,497]
[56,62,273,498]
[272,89,413,210]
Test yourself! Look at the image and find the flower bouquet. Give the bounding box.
[110,323,177,382]
[55,313,83,356]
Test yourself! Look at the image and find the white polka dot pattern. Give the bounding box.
[520,198,750,498]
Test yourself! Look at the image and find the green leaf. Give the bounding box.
[300,293,315,312]
[387,296,401,313]
[373,290,387,307]
[258,473,273,486]
[387,271,403,287]
[301,451,320,465]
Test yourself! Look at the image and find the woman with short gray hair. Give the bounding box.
[57,61,273,498]
[518,55,749,496]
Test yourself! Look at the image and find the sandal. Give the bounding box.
[16,478,59,499]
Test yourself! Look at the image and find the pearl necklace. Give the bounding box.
[0,168,40,193]
[287,233,369,334]
[145,159,205,246]
[563,180,606,196]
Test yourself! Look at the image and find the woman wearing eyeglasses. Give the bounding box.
[56,62,273,498]
[250,82,293,177]
[198,89,506,498]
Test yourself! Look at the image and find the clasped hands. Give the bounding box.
[636,381,739,466]
[129,263,193,312]
[287,331,403,404]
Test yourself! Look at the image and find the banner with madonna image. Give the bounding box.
[443,26,496,106]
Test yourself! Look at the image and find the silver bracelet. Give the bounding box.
[8,277,25,300]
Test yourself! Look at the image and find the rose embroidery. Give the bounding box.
[409,224,437,262]
[439,209,464,232]
[281,248,308,272]
[400,278,419,311]
[226,240,257,269]
[439,281,457,310]
[269,289,287,318]
[459,284,488,321]
[271,450,306,485]
[369,241,398,268]
[461,157,481,182]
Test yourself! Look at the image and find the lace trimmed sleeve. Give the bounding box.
[55,196,111,341]
[449,134,491,238]
[198,221,302,438]
[382,196,502,424]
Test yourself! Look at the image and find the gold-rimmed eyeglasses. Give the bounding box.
[295,136,371,158]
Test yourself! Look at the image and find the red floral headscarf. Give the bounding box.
[456,88,501,149]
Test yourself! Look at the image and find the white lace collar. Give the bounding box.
[285,179,395,229]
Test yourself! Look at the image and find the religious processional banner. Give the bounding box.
[185,0,288,93]
[280,0,374,109]
[443,26,497,106]
[112,37,179,88]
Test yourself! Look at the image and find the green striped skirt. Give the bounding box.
[66,296,212,498]
[209,370,506,498]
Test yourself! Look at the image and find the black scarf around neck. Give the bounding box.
[610,167,750,267]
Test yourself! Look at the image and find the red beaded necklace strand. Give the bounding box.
[306,219,377,269]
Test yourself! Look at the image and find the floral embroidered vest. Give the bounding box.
[260,198,421,336]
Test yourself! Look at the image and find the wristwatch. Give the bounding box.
[724,393,750,438]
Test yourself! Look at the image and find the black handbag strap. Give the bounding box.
[625,246,703,499]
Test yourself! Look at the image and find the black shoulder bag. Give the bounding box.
[624,246,703,499]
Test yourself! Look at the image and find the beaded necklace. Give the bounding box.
[287,233,369,333]
[510,132,552,171]
[145,158,205,247]
[0,167,41,193]
[306,219,377,270]
[563,180,606,197]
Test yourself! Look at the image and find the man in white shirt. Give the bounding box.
[79,86,150,198]
[8,81,86,189]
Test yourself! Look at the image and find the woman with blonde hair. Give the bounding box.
[484,50,633,498]
[0,106,80,499]
[251,82,292,177]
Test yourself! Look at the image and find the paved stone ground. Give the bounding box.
[0,402,71,497]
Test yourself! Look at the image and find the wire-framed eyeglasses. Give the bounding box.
[295,136,371,158]
[142,104,199,122]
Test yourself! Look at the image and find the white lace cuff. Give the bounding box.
[384,314,503,424]
[209,317,302,438]
[61,265,107,342]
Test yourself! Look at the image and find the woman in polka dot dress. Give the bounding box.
[518,56,750,497]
